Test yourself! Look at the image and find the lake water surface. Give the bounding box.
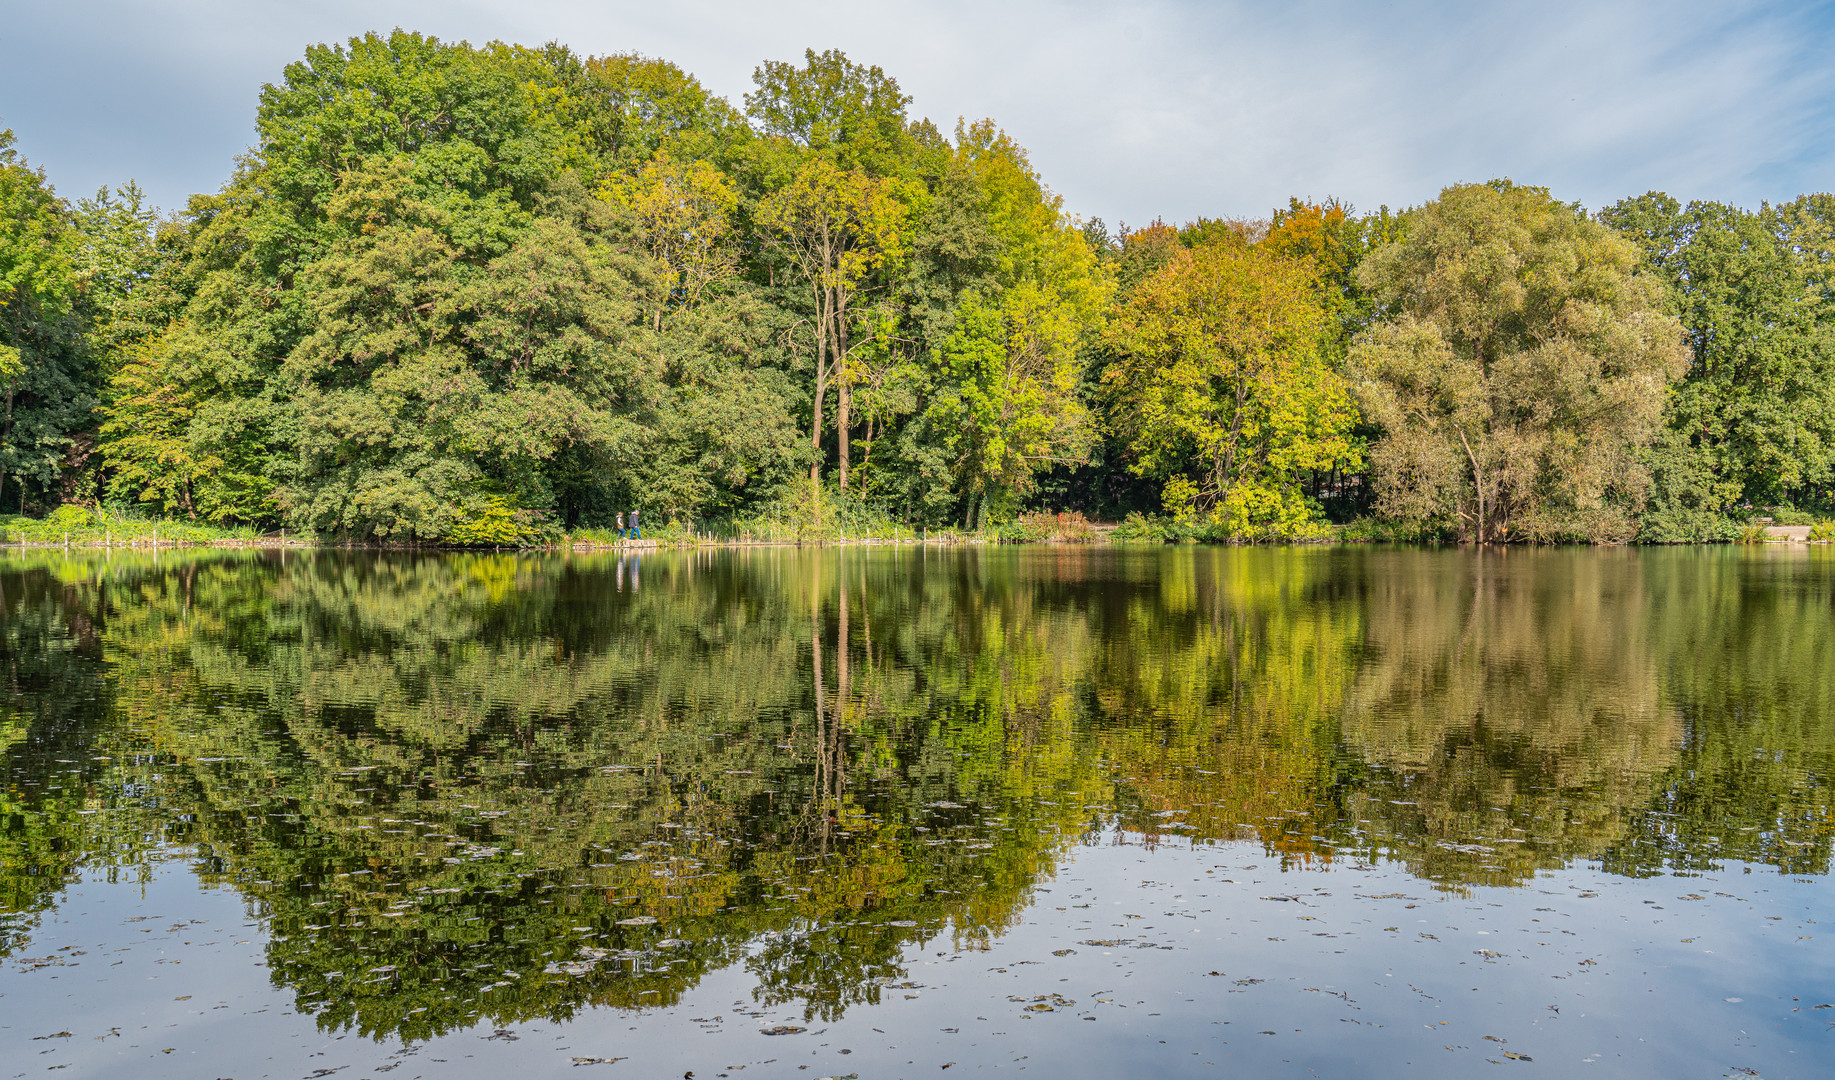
[2,545,1832,1078]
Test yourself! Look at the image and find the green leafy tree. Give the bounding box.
[1600,193,1835,530]
[0,128,95,513]
[744,49,918,179]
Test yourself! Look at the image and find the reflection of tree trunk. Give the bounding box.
[835,566,849,802]
[811,560,827,848]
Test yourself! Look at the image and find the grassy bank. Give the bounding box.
[0,508,266,546]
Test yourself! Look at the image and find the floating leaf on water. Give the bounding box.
[1474,950,1504,959]
[760,1025,806,1036]
[1051,949,1076,956]
[570,1056,626,1066]
[1483,1035,1506,1043]
[1503,1051,1533,1061]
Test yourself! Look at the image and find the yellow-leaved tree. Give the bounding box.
[755,157,911,487]
[1105,234,1360,538]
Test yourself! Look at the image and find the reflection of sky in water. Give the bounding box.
[1,545,1832,1077]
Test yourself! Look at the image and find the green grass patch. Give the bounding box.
[0,507,264,545]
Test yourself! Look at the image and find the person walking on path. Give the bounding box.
[616,512,626,540]
[629,509,642,541]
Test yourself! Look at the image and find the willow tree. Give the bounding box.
[1105,234,1359,538]
[1350,181,1688,544]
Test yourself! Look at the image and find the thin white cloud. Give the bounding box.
[1,0,1830,221]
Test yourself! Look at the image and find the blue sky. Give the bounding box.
[3,0,1832,224]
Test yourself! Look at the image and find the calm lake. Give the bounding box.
[2,544,1832,1078]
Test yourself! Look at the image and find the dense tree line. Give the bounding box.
[2,30,1832,542]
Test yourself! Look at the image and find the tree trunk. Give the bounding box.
[836,298,851,492]
[809,298,829,484]
[1457,427,1487,544]
[0,386,13,519]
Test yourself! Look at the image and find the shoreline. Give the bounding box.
[4,533,1830,553]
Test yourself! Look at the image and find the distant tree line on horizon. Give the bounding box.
[1,30,1832,544]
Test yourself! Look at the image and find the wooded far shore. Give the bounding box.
[4,31,1834,546]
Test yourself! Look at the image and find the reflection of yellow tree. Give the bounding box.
[1086,547,1362,866]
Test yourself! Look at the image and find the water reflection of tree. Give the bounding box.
[1338,549,1683,887]
[3,546,1834,1037]
[1,549,1100,1038]
[0,559,171,957]
[1601,549,1835,876]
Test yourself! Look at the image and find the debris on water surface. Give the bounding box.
[1474,950,1504,960]
[1009,993,1075,1012]
[617,916,658,926]
[888,920,918,927]
[32,1031,73,1040]
[571,1057,626,1066]
[1503,1052,1533,1061]
[1081,939,1124,947]
[1051,949,1076,956]
[656,939,689,949]
[760,1025,805,1035]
